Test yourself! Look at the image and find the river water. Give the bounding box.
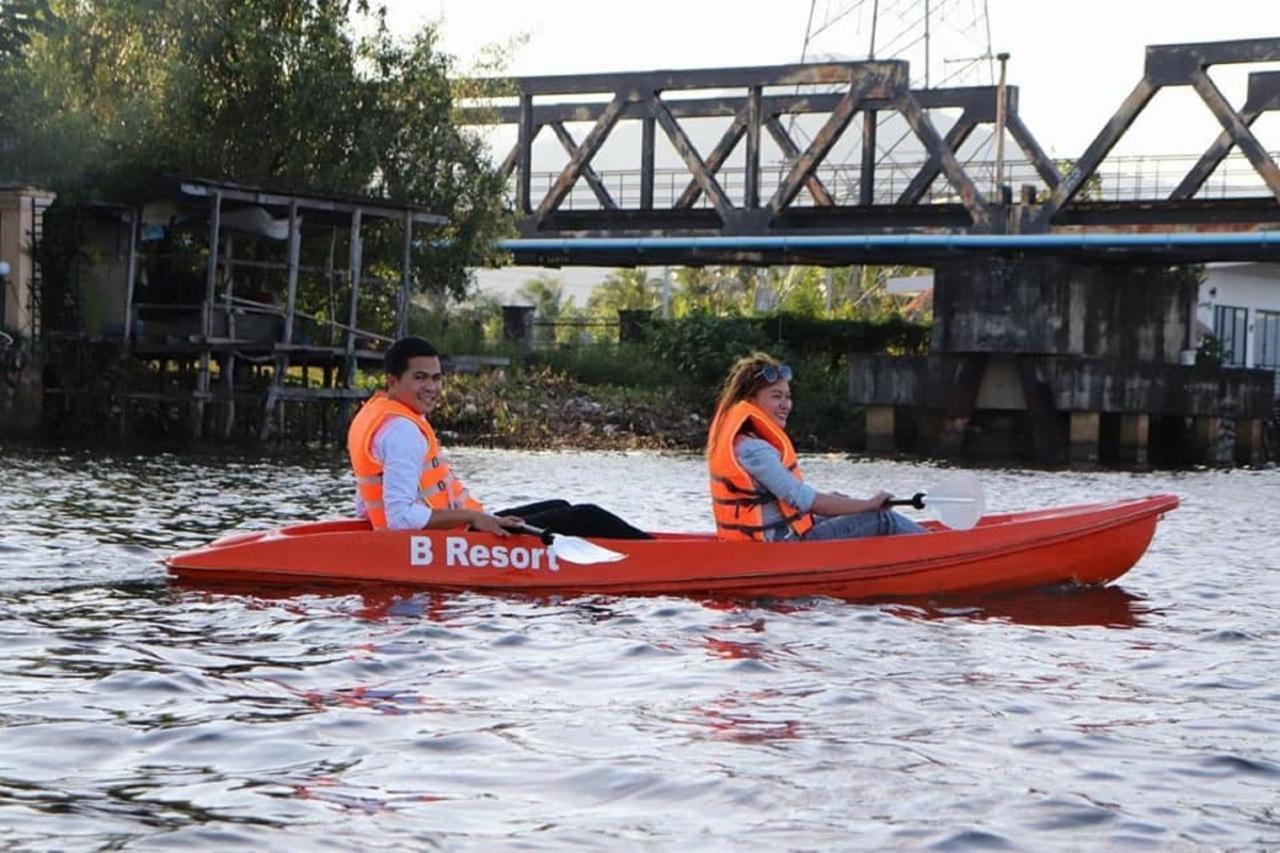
[1,445,1277,850]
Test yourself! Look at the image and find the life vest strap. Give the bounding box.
[712,494,775,508]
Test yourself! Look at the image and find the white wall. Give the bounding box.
[1200,263,1280,371]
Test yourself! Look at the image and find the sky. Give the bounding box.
[382,0,1280,300]
[393,0,1280,157]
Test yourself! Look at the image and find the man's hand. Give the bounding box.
[466,511,526,536]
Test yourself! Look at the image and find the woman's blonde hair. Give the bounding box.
[706,352,787,453]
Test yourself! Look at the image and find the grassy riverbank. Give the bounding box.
[430,357,868,453]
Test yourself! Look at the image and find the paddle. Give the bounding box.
[511,522,627,564]
[884,471,986,530]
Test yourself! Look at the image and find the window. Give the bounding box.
[1256,310,1280,369]
[1213,304,1249,367]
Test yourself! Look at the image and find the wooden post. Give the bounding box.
[194,191,222,440]
[221,234,236,438]
[1117,413,1150,469]
[396,209,413,338]
[1069,411,1101,466]
[119,208,140,438]
[343,208,363,389]
[865,405,895,454]
[261,201,301,442]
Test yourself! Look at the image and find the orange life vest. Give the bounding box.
[347,392,483,530]
[706,400,814,541]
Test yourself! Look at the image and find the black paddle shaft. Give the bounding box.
[512,522,556,545]
[884,492,927,510]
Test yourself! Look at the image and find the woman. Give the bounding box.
[706,352,926,542]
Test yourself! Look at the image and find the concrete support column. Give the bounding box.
[1193,415,1233,465]
[1069,411,1100,466]
[501,305,535,351]
[1235,417,1264,466]
[865,405,895,454]
[937,416,969,456]
[1187,412,1218,461]
[1117,413,1150,469]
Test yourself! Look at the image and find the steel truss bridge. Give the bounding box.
[460,37,1280,266]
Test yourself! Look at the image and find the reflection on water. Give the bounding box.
[884,584,1155,628]
[1,444,1278,849]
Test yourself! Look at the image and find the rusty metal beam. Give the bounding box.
[763,116,834,206]
[651,95,736,222]
[1172,71,1280,200]
[675,106,748,209]
[501,60,906,96]
[460,85,1021,127]
[895,92,990,230]
[1029,77,1159,231]
[1005,112,1061,190]
[640,114,655,210]
[1189,69,1280,201]
[898,116,976,204]
[1145,38,1280,83]
[860,111,877,206]
[549,121,618,209]
[744,86,762,209]
[768,76,882,215]
[533,94,626,222]
[516,94,534,214]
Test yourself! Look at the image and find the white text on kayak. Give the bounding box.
[410,535,559,572]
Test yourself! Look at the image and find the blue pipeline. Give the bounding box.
[500,231,1280,252]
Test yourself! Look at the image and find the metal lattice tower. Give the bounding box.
[793,0,1002,204]
[800,0,995,88]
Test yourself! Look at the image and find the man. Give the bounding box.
[348,336,522,534]
[348,336,650,539]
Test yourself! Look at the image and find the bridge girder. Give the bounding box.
[460,38,1280,265]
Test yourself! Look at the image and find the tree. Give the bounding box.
[515,273,573,320]
[670,266,753,316]
[0,0,512,301]
[587,268,660,316]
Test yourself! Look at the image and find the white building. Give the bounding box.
[1200,263,1280,388]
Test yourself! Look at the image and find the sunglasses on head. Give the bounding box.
[755,364,793,383]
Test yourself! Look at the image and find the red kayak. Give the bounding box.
[166,494,1178,600]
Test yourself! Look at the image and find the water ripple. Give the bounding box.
[0,445,1277,847]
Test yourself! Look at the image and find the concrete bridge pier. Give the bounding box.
[849,256,1275,468]
[1069,412,1101,467]
[1117,414,1151,469]
[1235,418,1266,466]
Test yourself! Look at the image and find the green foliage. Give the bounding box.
[409,294,504,354]
[646,311,929,385]
[666,264,928,320]
[1196,332,1223,368]
[647,312,770,384]
[670,266,753,316]
[515,273,573,321]
[527,343,682,389]
[587,268,660,316]
[0,0,512,301]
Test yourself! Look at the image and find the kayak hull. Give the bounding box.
[165,495,1178,600]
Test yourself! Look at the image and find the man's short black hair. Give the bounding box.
[384,336,439,377]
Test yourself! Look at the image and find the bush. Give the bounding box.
[647,312,771,384]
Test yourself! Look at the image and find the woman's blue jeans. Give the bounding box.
[800,509,927,540]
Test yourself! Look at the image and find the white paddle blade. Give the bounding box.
[926,472,986,530]
[548,535,627,565]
